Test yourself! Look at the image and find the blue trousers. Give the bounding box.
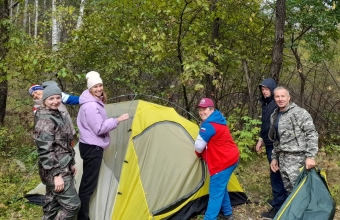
[266,144,288,210]
[204,162,238,220]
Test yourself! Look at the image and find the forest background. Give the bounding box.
[0,0,340,219]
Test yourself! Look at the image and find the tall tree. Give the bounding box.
[270,0,286,83]
[9,0,12,19]
[0,0,9,125]
[52,0,60,50]
[34,0,38,39]
[23,0,28,32]
[76,0,85,29]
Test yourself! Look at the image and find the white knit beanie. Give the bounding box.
[86,71,103,89]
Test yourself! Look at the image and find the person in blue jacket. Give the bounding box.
[255,78,287,219]
[194,98,240,220]
[28,81,79,136]
[29,82,79,113]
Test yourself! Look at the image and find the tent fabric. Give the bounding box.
[274,167,336,220]
[26,100,248,220]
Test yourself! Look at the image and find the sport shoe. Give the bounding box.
[218,214,234,220]
[261,208,278,219]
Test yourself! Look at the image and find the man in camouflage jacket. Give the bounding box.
[268,86,318,193]
[34,83,80,220]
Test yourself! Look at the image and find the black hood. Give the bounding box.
[259,78,277,103]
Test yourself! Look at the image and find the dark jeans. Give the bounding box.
[266,144,288,210]
[77,142,104,220]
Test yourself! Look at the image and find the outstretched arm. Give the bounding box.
[62,92,79,105]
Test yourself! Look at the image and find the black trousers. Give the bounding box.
[266,144,287,210]
[77,142,104,220]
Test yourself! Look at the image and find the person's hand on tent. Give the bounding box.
[54,174,64,192]
[305,158,316,170]
[71,165,77,176]
[270,159,279,173]
[118,113,129,122]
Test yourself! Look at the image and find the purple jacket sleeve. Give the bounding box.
[85,103,119,135]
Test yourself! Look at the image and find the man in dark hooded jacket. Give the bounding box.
[255,78,287,219]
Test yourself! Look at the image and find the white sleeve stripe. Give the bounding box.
[61,92,69,103]
[194,134,207,153]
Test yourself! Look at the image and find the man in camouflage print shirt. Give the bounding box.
[268,86,318,193]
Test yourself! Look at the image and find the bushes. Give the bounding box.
[0,158,41,219]
[228,113,262,161]
[0,106,42,219]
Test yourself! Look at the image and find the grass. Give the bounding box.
[0,149,339,220]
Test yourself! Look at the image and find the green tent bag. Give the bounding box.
[274,167,336,220]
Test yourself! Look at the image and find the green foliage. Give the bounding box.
[227,110,261,161]
[0,127,14,155]
[286,0,340,62]
[0,106,41,219]
[323,144,340,164]
[0,111,40,218]
[0,125,37,160]
[0,159,41,220]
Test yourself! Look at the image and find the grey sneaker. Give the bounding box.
[261,208,278,219]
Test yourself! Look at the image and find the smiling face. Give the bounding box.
[89,83,104,98]
[44,95,61,110]
[274,88,290,111]
[31,90,43,100]
[261,86,271,98]
[198,107,214,121]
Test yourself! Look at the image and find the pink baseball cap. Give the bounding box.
[196,98,215,108]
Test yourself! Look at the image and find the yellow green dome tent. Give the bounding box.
[26,100,248,220]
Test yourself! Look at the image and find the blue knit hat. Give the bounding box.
[28,84,43,96]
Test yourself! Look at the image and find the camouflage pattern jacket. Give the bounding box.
[33,99,76,135]
[268,102,318,161]
[34,107,75,184]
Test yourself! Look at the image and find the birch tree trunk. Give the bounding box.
[76,0,86,29]
[15,2,20,23]
[43,0,48,40]
[23,0,28,32]
[52,0,60,50]
[28,15,31,36]
[10,0,13,20]
[34,0,38,39]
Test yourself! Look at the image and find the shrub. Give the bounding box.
[228,114,261,161]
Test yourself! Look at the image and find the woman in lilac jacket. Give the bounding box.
[76,71,129,220]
